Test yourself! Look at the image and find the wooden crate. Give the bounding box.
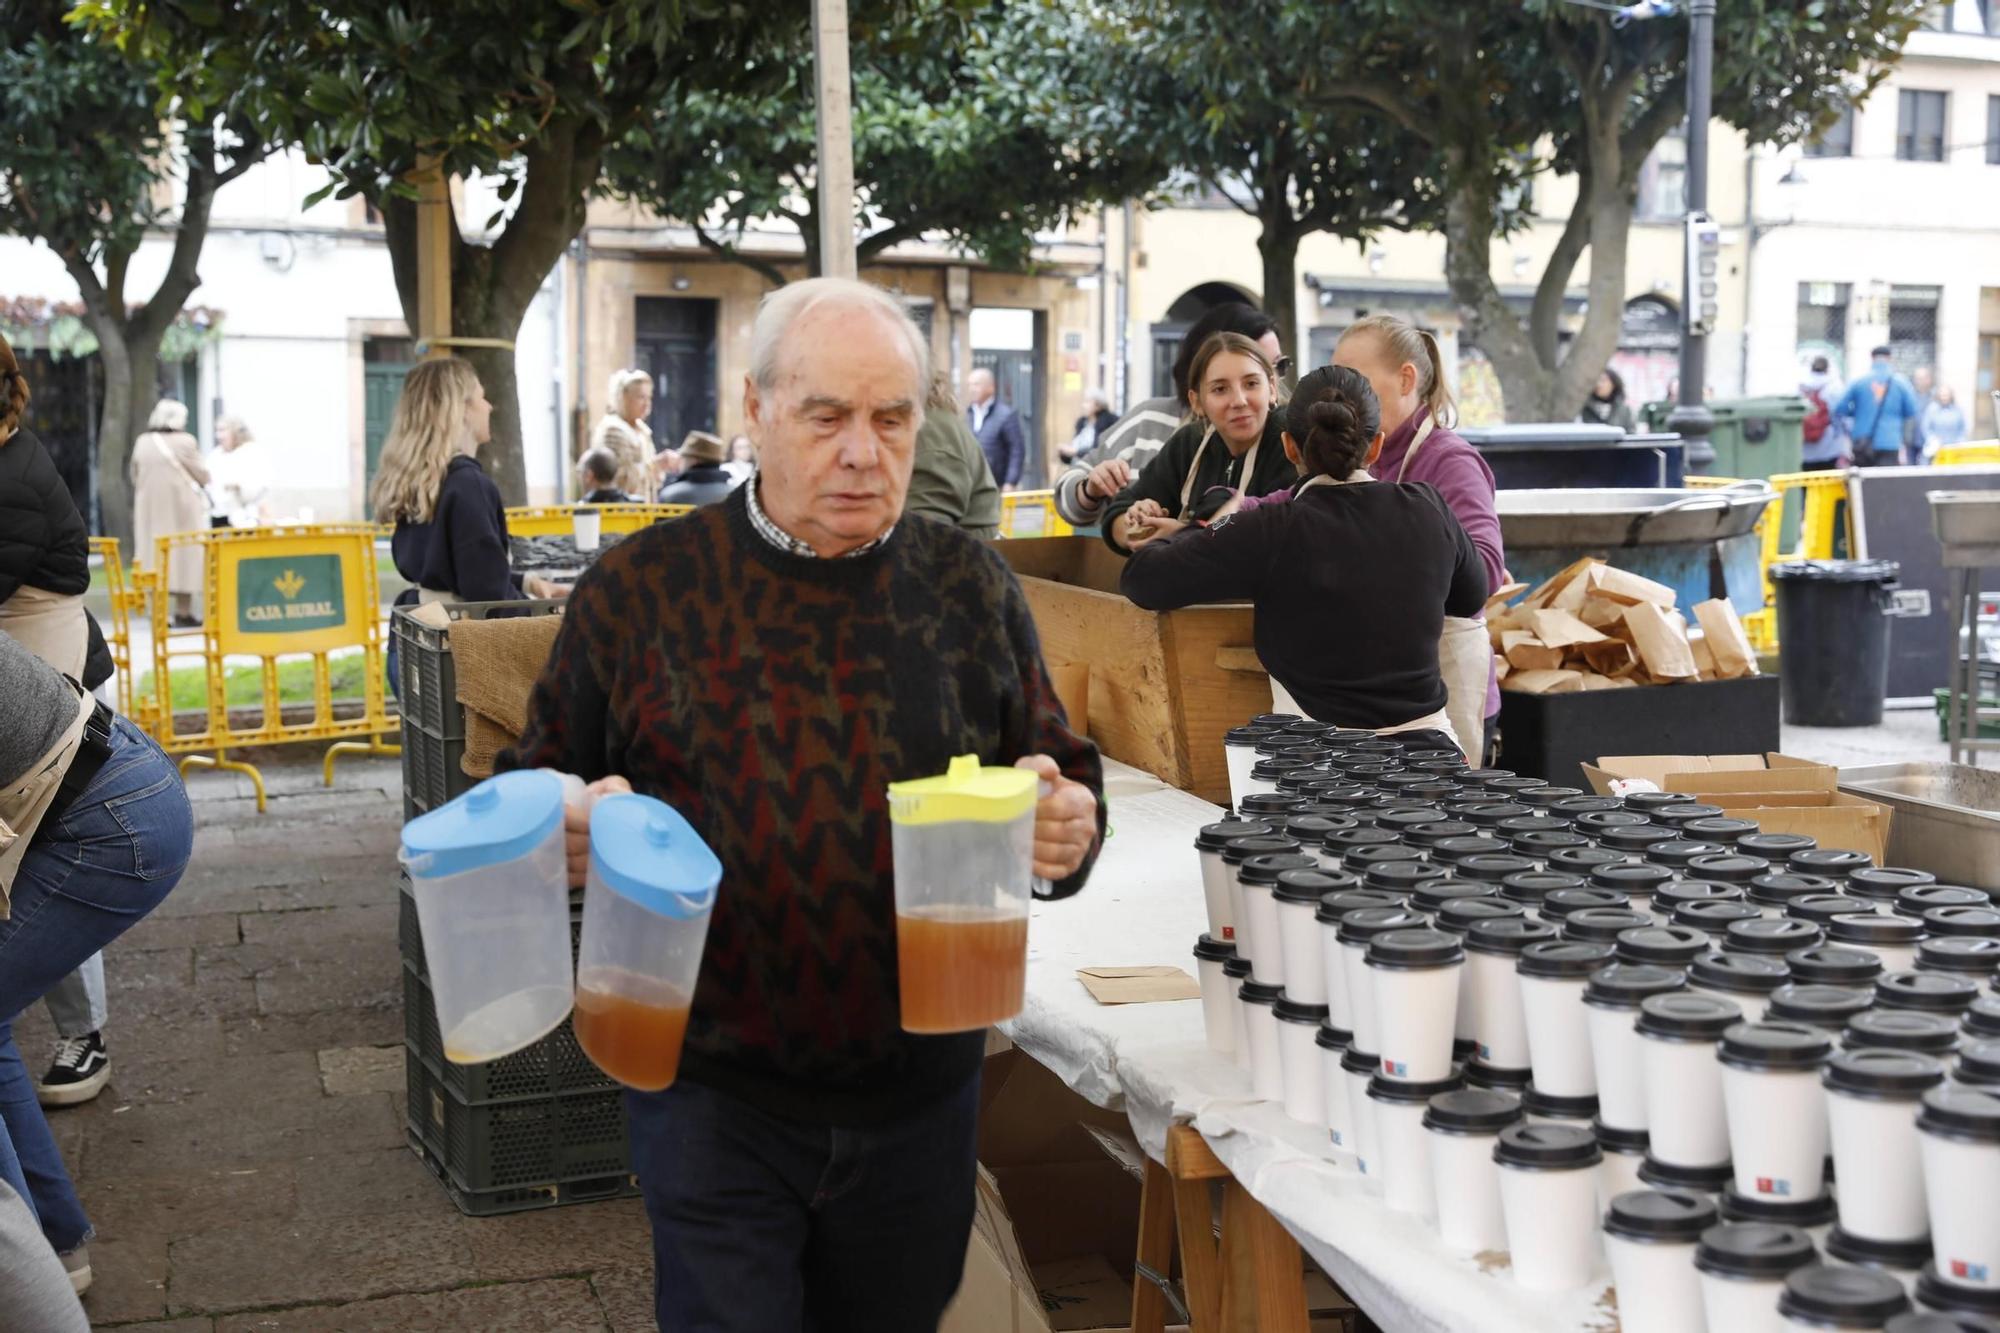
[998,537,1270,804]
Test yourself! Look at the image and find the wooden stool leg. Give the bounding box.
[1131,1156,1177,1333]
[1218,1180,1307,1333]
[1173,1174,1222,1333]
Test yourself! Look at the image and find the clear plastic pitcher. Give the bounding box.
[574,794,722,1091]
[400,770,572,1064]
[889,755,1038,1034]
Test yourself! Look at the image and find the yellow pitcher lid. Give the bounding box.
[889,754,1038,826]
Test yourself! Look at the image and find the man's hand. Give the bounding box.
[1085,458,1133,502]
[524,575,571,601]
[564,776,632,887]
[1014,755,1097,883]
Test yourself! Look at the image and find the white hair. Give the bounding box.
[147,399,189,432]
[749,278,928,397]
[607,369,650,411]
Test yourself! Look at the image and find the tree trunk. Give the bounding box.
[1258,224,1303,381]
[1440,157,1555,421]
[92,323,137,544]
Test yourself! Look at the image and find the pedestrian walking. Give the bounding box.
[130,400,209,627]
[1578,368,1637,432]
[965,367,1028,492]
[1834,346,1921,467]
[1921,384,1969,459]
[205,416,269,528]
[1799,355,1848,471]
[589,370,669,498]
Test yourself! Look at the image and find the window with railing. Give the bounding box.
[1803,106,1855,159]
[1634,132,1687,221]
[1898,90,1949,162]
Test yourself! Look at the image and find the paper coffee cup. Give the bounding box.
[1194,935,1237,1055]
[1501,870,1586,910]
[1790,848,1874,882]
[1369,1073,1463,1221]
[1240,980,1286,1101]
[1721,1021,1835,1203]
[1766,983,1875,1036]
[1368,928,1465,1083]
[1589,860,1674,909]
[1738,832,1819,862]
[1914,1263,2000,1323]
[1917,1085,2000,1292]
[1923,905,2000,941]
[1464,918,1556,1077]
[1274,879,1330,1005]
[1425,1089,1521,1252]
[1319,1023,1355,1156]
[1603,1188,1717,1333]
[1904,886,1994,918]
[1517,940,1615,1099]
[1583,964,1685,1132]
[1540,887,1629,925]
[1749,872,1842,913]
[1917,936,2000,982]
[1878,970,1981,1018]
[1726,914,1826,958]
[1636,992,1742,1169]
[1344,1047,1381,1182]
[1846,1009,1961,1059]
[1614,925,1708,971]
[1830,912,1927,977]
[1824,1226,1931,1300]
[1225,957,1251,1063]
[571,506,600,551]
[1275,997,1331,1125]
[1223,726,1274,810]
[1677,899,1766,940]
[1696,1222,1819,1333]
[1689,851,1774,885]
[1338,907,1425,1058]
[1317,888,1397,1033]
[1825,1048,1947,1245]
[1780,1264,1914,1330]
[1956,1039,2000,1093]
[1845,866,1934,903]
[1239,852,1318,986]
[1197,819,1271,944]
[1688,950,1791,1015]
[1494,1123,1604,1291]
[1788,946,1887,989]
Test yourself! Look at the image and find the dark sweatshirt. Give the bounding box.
[1121,479,1489,728]
[389,454,522,603]
[1100,416,1296,554]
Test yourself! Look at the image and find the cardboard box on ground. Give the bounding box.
[1486,559,1759,695]
[946,1039,1363,1333]
[1581,753,1894,864]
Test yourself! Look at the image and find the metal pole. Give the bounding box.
[812,0,857,281]
[1670,0,1718,472]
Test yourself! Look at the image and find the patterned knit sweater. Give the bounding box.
[500,486,1104,1124]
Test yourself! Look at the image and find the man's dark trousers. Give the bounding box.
[626,1071,981,1331]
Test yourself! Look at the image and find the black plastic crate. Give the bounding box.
[398,875,583,983]
[402,963,610,1102]
[405,1126,637,1216]
[1496,676,1783,788]
[391,599,564,742]
[400,724,470,813]
[404,1050,632,1201]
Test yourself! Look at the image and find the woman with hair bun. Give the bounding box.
[1121,361,1488,754]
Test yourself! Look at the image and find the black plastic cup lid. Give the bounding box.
[1274,997,1331,1024]
[1316,1021,1353,1052]
[1780,1264,1913,1324]
[1517,938,1615,978]
[1345,845,1428,874]
[1830,912,1926,946]
[1336,906,1427,945]
[1657,880,1748,911]
[1520,785,1587,808]
[1876,970,1979,1013]
[1649,802,1728,827]
[1688,853,1774,884]
[1194,934,1237,964]
[1364,860,1449,894]
[1367,1071,1463,1105]
[1918,1084,2000,1142]
[1605,1188,1718,1242]
[1917,935,2000,975]
[1966,996,2000,1040]
[1456,854,1539,884]
[1554,795,1625,815]
[1791,848,1876,878]
[1902,885,1993,914]
[1240,852,1321,886]
[1541,887,1630,921]
[1315,888,1403,924]
[1429,835,1512,865]
[1595,827,1676,855]
[1374,806,1451,835]
[1222,833,1301,866]
[1825,1226,1937,1273]
[1589,863,1675,895]
[1228,723,1283,744]
[1223,956,1251,979]
[1718,1185,1840,1231]
[1500,871,1586,904]
[1639,1155,1734,1192]
[1326,826,1402,853]
[1411,880,1499,913]
[1911,1267,2000,1323]
[1493,1121,1599,1169]
[1563,907,1657,944]
[1423,1087,1523,1134]
[1341,1045,1378,1075]
[1767,983,1876,1031]
[1645,839,1731,870]
[1751,872,1843,906]
[1459,801,1535,828]
[1691,950,1791,993]
[1198,819,1273,852]
[1239,980,1284,1005]
[1455,767,1513,785]
[1545,852,1629,884]
[1249,759,1317,780]
[1520,1084,1599,1120]
[1726,917,1826,956]
[1738,832,1820,859]
[1466,917,1558,956]
[1510,830,1592,858]
[1279,815,1354,846]
[1957,1038,2000,1086]
[1616,925,1711,967]
[1786,945,1886,986]
[1495,815,1572,840]
[1404,819,1481,849]
[1311,789,1385,813]
[1719,1019,1834,1070]
[1791,895,1877,927]
[1574,809,1651,833]
[1683,816,1760,842]
[1848,866,1938,900]
[1594,1118,1649,1153]
[1845,1008,1961,1056]
[1695,1221,1818,1279]
[1825,1046,1946,1096]
[1276,868,1361,906]
[1435,897,1525,934]
[1637,991,1743,1040]
[1584,962,1687,1007]
[1366,927,1465,970]
[1924,907,2000,939]
[1625,790,1698,812]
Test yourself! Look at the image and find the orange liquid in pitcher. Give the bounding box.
[573,975,693,1092]
[897,907,1029,1033]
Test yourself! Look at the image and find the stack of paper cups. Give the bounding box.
[1272,872,1338,1004]
[1517,940,1615,1123]
[1239,980,1287,1101]
[1424,1088,1522,1253]
[1319,1022,1355,1156]
[1824,1049,1946,1273]
[1369,1073,1464,1220]
[1916,1086,2000,1300]
[1719,1021,1835,1205]
[1223,726,1274,810]
[1274,996,1330,1124]
[1694,1222,1818,1333]
[1316,888,1399,1036]
[1193,935,1238,1054]
[1368,927,1465,1083]
[1195,818,1269,946]
[1595,1121,1650,1211]
[1221,833,1296,980]
[1494,1123,1604,1291]
[1602,1189,1717,1333]
[1338,907,1426,1058]
[1635,992,1742,1193]
[1436,898,1526,1068]
[1465,918,1557,1084]
[1582,963,1686,1134]
[1238,852,1317,986]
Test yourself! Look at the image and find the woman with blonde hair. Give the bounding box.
[588,369,670,498]
[372,357,563,609]
[130,398,209,627]
[205,415,270,529]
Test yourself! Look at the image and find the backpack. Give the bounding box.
[1802,386,1830,444]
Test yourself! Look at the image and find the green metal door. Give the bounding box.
[363,341,417,493]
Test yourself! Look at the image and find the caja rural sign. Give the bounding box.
[213,532,374,657]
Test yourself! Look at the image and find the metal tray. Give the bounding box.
[1497,484,1774,548]
[1927,491,2000,568]
[1838,761,2000,891]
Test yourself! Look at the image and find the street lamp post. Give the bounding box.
[1670,0,1718,472]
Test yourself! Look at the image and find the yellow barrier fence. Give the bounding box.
[87,536,142,720]
[1935,441,2000,467]
[504,503,692,537]
[998,489,1073,539]
[138,524,398,811]
[1688,471,1852,652]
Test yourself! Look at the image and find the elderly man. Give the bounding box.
[501,277,1103,1333]
[964,366,1027,492]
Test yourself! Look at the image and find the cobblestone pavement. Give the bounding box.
[13,748,653,1331]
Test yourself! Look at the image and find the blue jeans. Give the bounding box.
[626,1072,980,1333]
[0,717,192,1253]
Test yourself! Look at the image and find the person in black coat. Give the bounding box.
[656,431,736,507]
[965,368,1028,490]
[577,447,635,505]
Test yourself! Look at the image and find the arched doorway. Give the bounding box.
[1611,295,1682,409]
[1149,282,1260,399]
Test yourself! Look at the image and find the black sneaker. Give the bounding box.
[36,1033,109,1107]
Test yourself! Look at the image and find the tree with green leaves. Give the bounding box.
[1324,0,1925,420]
[86,0,783,504]
[606,2,1171,288]
[1,2,266,540]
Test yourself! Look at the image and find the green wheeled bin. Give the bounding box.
[1709,395,1809,547]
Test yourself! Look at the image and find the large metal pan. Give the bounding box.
[1839,761,2000,892]
[1497,483,1776,549]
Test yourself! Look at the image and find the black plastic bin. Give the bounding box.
[1770,560,1901,727]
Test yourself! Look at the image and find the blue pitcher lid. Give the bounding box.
[400,770,565,879]
[589,793,722,918]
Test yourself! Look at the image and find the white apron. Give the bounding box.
[1399,421,1491,762]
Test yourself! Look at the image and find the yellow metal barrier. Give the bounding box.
[503,503,691,537]
[1935,441,2000,466]
[87,536,142,719]
[998,490,1073,539]
[1688,471,1851,652]
[141,524,399,811]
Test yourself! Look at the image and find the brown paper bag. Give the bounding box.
[1624,601,1699,681]
[1689,631,1719,681]
[1578,639,1635,675]
[1484,582,1529,616]
[1532,608,1610,649]
[1522,558,1601,611]
[1588,565,1678,608]
[1694,600,1760,679]
[1502,631,1564,672]
[1505,668,1584,694]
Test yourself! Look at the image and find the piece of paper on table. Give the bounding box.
[1075,965,1201,1005]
